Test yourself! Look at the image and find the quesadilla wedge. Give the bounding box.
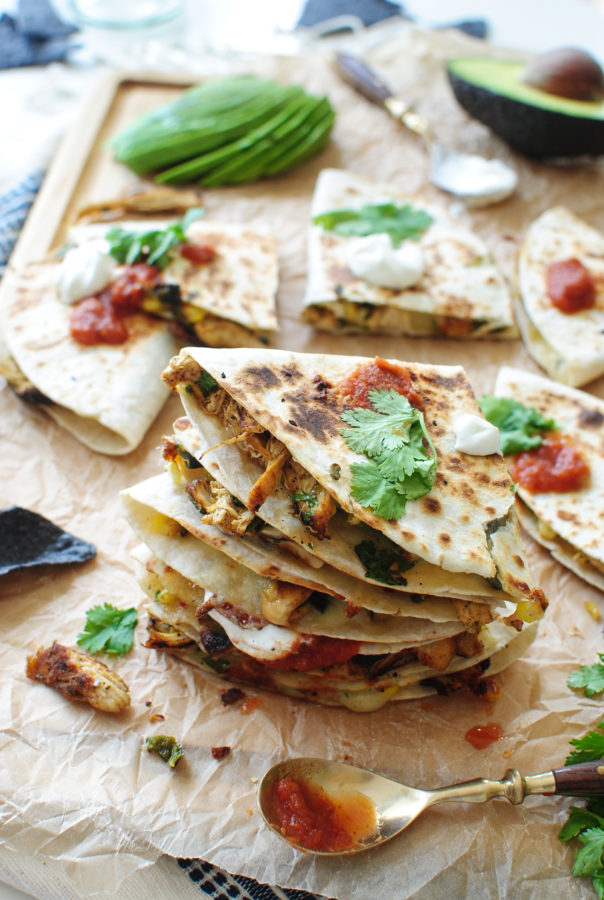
[517,207,604,387]
[0,217,278,454]
[492,366,604,591]
[162,347,547,623]
[301,168,516,339]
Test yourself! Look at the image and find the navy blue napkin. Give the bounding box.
[0,0,78,69]
[296,0,488,39]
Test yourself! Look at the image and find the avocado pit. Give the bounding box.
[523,47,604,102]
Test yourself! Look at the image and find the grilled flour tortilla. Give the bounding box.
[302,169,516,339]
[517,207,604,387]
[0,219,278,455]
[129,347,547,707]
[494,366,604,592]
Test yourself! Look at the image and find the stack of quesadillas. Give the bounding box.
[121,349,547,710]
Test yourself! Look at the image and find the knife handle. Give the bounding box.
[552,760,604,797]
[333,53,394,106]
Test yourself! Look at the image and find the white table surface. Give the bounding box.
[1,0,603,897]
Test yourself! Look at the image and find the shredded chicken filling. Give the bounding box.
[189,378,337,538]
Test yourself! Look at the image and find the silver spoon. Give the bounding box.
[258,756,604,855]
[333,53,517,208]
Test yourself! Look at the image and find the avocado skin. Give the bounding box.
[448,70,604,158]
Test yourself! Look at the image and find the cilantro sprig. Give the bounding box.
[560,720,604,898]
[568,655,604,699]
[77,602,138,656]
[313,203,433,247]
[106,207,205,269]
[341,388,437,520]
[478,395,557,455]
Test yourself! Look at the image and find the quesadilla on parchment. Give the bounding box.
[516,207,604,388]
[0,217,278,455]
[302,169,516,338]
[119,348,546,710]
[493,366,604,592]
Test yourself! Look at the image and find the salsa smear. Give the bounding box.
[262,635,360,671]
[546,258,596,314]
[338,357,423,409]
[69,263,161,345]
[510,438,589,493]
[271,775,378,852]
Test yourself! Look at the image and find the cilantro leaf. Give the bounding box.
[349,460,407,520]
[77,603,138,656]
[354,539,415,585]
[574,829,604,877]
[313,203,433,247]
[479,395,556,455]
[342,388,437,519]
[567,724,604,765]
[560,808,604,842]
[568,655,604,698]
[106,208,205,270]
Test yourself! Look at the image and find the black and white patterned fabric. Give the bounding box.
[178,859,328,900]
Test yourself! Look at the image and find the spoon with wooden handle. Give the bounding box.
[259,756,604,855]
[333,52,517,207]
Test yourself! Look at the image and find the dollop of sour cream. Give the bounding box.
[55,243,117,305]
[454,413,501,456]
[430,150,517,208]
[347,233,424,290]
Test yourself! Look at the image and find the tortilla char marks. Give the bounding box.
[557,509,579,523]
[578,406,604,428]
[415,369,475,414]
[422,496,442,515]
[281,388,342,443]
[238,363,284,390]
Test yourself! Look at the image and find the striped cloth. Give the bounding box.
[0,168,45,275]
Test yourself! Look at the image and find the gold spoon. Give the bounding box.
[258,756,604,855]
[333,53,517,208]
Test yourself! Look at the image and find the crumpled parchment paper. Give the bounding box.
[1,24,604,900]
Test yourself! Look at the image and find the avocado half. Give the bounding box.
[447,57,604,158]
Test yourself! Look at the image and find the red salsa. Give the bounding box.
[546,258,596,314]
[271,776,378,852]
[338,357,423,409]
[272,777,352,851]
[511,438,589,493]
[465,722,504,750]
[262,635,360,671]
[69,263,161,345]
[179,242,216,265]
